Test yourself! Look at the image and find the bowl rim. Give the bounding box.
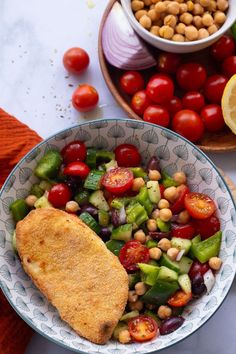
[121,0,236,48]
[0,118,235,354]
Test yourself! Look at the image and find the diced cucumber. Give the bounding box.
[178,256,193,275]
[10,199,30,222]
[106,240,124,256]
[146,240,158,248]
[34,196,53,209]
[157,266,178,282]
[105,159,118,171]
[160,253,180,273]
[171,237,192,255]
[34,150,62,180]
[120,311,139,322]
[113,322,128,340]
[128,272,141,289]
[147,181,161,204]
[30,184,44,198]
[138,263,160,286]
[178,274,192,294]
[98,210,110,227]
[157,218,171,232]
[74,190,90,206]
[111,224,132,242]
[79,212,101,234]
[141,280,179,305]
[84,170,105,190]
[136,186,153,215]
[89,190,109,211]
[12,231,18,254]
[130,167,147,179]
[111,197,133,210]
[86,148,97,169]
[144,310,162,327]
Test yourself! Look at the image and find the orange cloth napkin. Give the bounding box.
[0,108,42,354]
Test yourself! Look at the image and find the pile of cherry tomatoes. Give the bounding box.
[119,35,236,143]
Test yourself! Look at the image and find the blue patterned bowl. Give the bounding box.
[0,119,235,354]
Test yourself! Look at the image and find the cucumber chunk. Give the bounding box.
[141,280,179,305]
[178,256,193,275]
[120,311,139,322]
[79,212,101,234]
[34,150,62,180]
[178,274,192,294]
[171,237,192,255]
[111,224,132,242]
[89,190,109,211]
[147,181,161,204]
[106,240,124,256]
[160,253,180,273]
[34,196,53,209]
[157,266,178,282]
[84,170,105,190]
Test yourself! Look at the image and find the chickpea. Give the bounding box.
[158,199,170,209]
[193,15,203,28]
[214,11,226,24]
[147,219,157,231]
[159,25,174,39]
[135,9,148,20]
[180,12,193,25]
[155,2,167,13]
[158,305,172,319]
[131,0,145,12]
[209,257,222,270]
[176,22,186,34]
[129,300,144,311]
[65,200,80,213]
[178,210,190,224]
[158,238,171,251]
[208,24,218,34]
[159,208,172,222]
[148,9,159,21]
[148,169,161,181]
[134,229,146,243]
[187,1,194,12]
[163,186,178,203]
[135,281,148,295]
[173,34,185,41]
[193,4,204,15]
[118,330,131,344]
[217,0,229,12]
[185,25,199,40]
[151,209,160,219]
[25,195,38,207]
[128,290,138,303]
[144,0,152,5]
[198,28,210,39]
[139,14,152,29]
[164,14,177,28]
[179,3,188,14]
[167,247,179,261]
[132,177,145,191]
[207,0,217,12]
[173,171,187,185]
[150,25,160,35]
[167,1,180,15]
[149,247,162,260]
[200,0,211,6]
[202,13,214,26]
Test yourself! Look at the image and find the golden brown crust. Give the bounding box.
[16,208,128,344]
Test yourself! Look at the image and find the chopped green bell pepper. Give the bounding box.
[10,199,30,222]
[190,231,222,263]
[161,171,178,188]
[141,280,179,305]
[136,186,153,216]
[34,150,62,180]
[106,239,124,256]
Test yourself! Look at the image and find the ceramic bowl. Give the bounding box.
[121,0,236,53]
[0,119,235,354]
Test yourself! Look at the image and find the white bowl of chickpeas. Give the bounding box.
[121,0,236,53]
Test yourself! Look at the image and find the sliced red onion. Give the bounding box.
[176,249,185,261]
[203,269,215,294]
[102,2,156,70]
[119,206,127,224]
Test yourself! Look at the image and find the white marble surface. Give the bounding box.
[0,0,235,353]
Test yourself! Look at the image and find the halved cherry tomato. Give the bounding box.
[184,192,216,220]
[159,184,165,199]
[170,185,189,214]
[191,215,220,239]
[120,71,145,95]
[168,290,192,307]
[189,261,210,280]
[63,161,90,178]
[61,140,87,164]
[48,183,72,208]
[102,167,134,195]
[119,240,150,272]
[128,315,159,342]
[171,224,195,239]
[114,144,141,167]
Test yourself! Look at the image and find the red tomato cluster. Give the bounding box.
[119,35,236,143]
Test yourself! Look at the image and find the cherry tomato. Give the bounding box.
[184,192,216,220]
[102,167,134,195]
[119,240,150,272]
[63,47,89,74]
[211,35,235,62]
[157,52,182,75]
[172,110,205,143]
[143,105,170,127]
[72,84,99,112]
[168,290,192,307]
[189,261,210,279]
[222,56,236,78]
[201,104,225,133]
[128,315,159,342]
[114,144,141,167]
[159,184,165,199]
[177,63,207,91]
[120,71,145,95]
[61,140,87,164]
[191,215,221,240]
[182,92,205,113]
[131,90,151,116]
[171,185,190,214]
[146,74,174,104]
[171,224,195,239]
[48,183,72,208]
[63,161,90,178]
[204,74,227,104]
[164,96,183,118]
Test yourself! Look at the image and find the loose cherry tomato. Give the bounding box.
[177,63,207,91]
[168,290,192,307]
[146,74,174,104]
[222,56,236,78]
[143,105,170,127]
[164,96,183,118]
[128,315,159,342]
[211,35,235,62]
[48,183,72,208]
[114,144,141,167]
[119,240,150,272]
[72,84,99,112]
[184,192,216,220]
[171,224,195,239]
[63,161,90,178]
[189,261,210,279]
[172,110,205,143]
[63,47,89,74]
[182,92,205,113]
[102,167,134,195]
[120,71,145,95]
[171,185,189,214]
[157,52,182,75]
[201,104,225,133]
[191,215,221,240]
[131,90,151,116]
[61,140,87,164]
[204,74,227,104]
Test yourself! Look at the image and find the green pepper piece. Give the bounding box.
[146,239,158,248]
[130,167,148,179]
[106,239,125,256]
[126,202,148,226]
[74,190,90,205]
[141,280,179,305]
[188,234,201,259]
[34,150,62,180]
[10,199,30,222]
[136,186,153,216]
[96,150,115,162]
[157,218,171,232]
[86,148,97,169]
[30,184,44,198]
[191,231,222,263]
[161,171,178,188]
[128,272,141,289]
[79,212,101,234]
[110,197,133,209]
[98,210,110,227]
[138,263,160,286]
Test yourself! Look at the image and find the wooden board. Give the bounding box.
[98,0,236,153]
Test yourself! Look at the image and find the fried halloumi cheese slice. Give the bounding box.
[16,208,128,344]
